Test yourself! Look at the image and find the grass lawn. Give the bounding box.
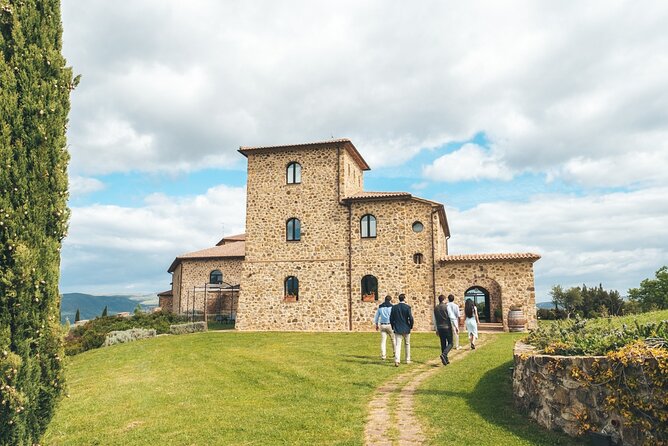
[45,331,584,445]
[45,331,439,445]
[415,333,587,446]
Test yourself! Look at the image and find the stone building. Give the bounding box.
[164,139,540,331]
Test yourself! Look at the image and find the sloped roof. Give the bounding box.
[168,241,245,273]
[216,233,246,246]
[440,253,541,263]
[238,138,370,171]
[157,290,173,297]
[344,191,412,200]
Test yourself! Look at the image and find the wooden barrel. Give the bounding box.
[507,309,527,332]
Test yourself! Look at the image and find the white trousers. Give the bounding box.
[379,324,395,359]
[394,333,411,363]
[450,319,460,349]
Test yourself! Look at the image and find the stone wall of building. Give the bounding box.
[513,341,641,445]
[435,259,537,330]
[158,295,173,312]
[236,259,349,331]
[349,198,437,331]
[239,145,352,330]
[339,147,364,199]
[172,263,182,313]
[174,258,243,314]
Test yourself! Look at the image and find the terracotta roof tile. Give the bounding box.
[168,241,245,272]
[440,253,541,263]
[216,233,246,246]
[343,191,413,200]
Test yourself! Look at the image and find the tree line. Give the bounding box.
[541,266,668,320]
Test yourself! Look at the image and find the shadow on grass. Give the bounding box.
[416,360,586,446]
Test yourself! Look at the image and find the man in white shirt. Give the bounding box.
[446,294,461,350]
[373,295,395,360]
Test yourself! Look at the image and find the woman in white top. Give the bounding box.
[464,298,480,349]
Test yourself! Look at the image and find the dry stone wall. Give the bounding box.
[435,259,537,330]
[513,341,640,445]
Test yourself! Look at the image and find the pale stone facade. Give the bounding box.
[165,139,540,332]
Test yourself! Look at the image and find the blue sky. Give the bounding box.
[59,1,668,302]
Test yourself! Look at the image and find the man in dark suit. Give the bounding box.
[390,293,414,367]
[434,294,453,365]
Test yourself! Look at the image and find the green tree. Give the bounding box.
[101,305,108,317]
[628,266,668,312]
[550,285,583,319]
[74,308,80,323]
[0,1,74,443]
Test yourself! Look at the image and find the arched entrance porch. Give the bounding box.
[465,286,490,322]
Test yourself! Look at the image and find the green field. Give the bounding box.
[415,334,585,445]
[43,330,610,445]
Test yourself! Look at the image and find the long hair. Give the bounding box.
[465,298,474,318]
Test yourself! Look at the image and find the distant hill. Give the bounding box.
[536,301,558,309]
[60,293,157,324]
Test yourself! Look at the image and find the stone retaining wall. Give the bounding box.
[513,341,642,445]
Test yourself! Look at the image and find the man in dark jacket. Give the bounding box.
[434,294,453,365]
[390,293,414,367]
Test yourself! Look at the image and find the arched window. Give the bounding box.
[286,218,301,241]
[413,253,424,264]
[361,275,378,301]
[285,276,299,300]
[286,162,302,184]
[209,270,223,284]
[360,214,377,238]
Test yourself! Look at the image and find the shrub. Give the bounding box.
[170,322,207,335]
[64,311,187,355]
[103,328,156,347]
[526,317,667,356]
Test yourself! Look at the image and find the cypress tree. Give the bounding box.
[0,1,75,443]
[74,308,80,323]
[101,305,107,317]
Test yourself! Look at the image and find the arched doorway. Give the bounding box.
[465,286,490,322]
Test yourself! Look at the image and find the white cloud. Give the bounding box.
[549,150,668,188]
[69,175,105,196]
[61,1,668,187]
[423,143,513,182]
[60,184,246,294]
[446,187,668,300]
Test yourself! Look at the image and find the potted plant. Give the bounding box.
[493,308,502,323]
[284,294,298,302]
[362,293,376,302]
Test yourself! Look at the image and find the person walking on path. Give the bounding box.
[464,298,480,349]
[373,295,395,360]
[445,294,461,350]
[390,293,414,367]
[434,295,453,365]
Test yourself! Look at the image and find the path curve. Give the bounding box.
[364,338,489,446]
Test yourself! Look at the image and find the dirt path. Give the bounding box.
[364,338,489,446]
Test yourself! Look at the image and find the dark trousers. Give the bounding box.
[437,327,453,358]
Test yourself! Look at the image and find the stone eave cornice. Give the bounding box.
[439,252,541,264]
[238,138,370,171]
